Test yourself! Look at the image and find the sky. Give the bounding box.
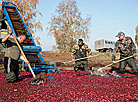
[3,0,138,51]
[35,0,138,51]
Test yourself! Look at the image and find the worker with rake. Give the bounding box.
[0,29,29,83]
[112,31,138,75]
[72,39,92,72]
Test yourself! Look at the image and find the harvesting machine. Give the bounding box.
[1,2,58,74]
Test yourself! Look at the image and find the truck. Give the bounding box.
[95,39,115,52]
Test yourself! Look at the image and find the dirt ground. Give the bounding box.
[41,52,120,68]
[0,51,131,70]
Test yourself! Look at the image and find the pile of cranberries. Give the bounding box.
[0,70,137,101]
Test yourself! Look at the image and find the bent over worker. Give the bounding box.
[0,29,29,83]
[72,39,92,72]
[112,31,138,75]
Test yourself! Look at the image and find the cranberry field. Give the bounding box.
[0,70,138,102]
[0,52,138,101]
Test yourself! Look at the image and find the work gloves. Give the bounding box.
[133,53,137,57]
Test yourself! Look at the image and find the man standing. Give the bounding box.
[0,29,29,83]
[72,39,92,72]
[112,31,138,75]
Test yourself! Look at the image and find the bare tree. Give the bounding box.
[48,0,92,52]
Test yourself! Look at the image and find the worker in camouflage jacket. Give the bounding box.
[112,31,138,75]
[72,39,92,72]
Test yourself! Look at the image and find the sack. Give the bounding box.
[5,72,16,83]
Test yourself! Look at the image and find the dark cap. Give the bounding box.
[116,31,125,38]
[78,39,83,43]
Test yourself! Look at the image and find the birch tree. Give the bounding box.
[48,0,92,52]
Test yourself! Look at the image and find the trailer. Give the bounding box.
[95,39,115,52]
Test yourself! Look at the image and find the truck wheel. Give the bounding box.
[106,49,110,52]
[99,49,103,52]
[106,49,112,52]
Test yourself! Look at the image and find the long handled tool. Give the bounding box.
[57,53,102,66]
[98,54,138,71]
[5,20,43,85]
[91,54,138,78]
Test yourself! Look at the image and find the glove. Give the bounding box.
[112,54,116,61]
[133,53,137,57]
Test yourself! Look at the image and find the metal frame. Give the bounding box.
[2,2,58,73]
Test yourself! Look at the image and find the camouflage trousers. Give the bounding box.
[119,57,138,73]
[74,60,89,72]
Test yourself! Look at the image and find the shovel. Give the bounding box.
[5,20,43,85]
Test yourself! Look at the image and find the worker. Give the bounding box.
[0,29,29,83]
[112,31,138,75]
[72,39,92,72]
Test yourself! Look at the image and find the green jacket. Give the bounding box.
[72,43,92,59]
[114,37,136,57]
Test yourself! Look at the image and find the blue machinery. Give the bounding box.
[2,2,58,74]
